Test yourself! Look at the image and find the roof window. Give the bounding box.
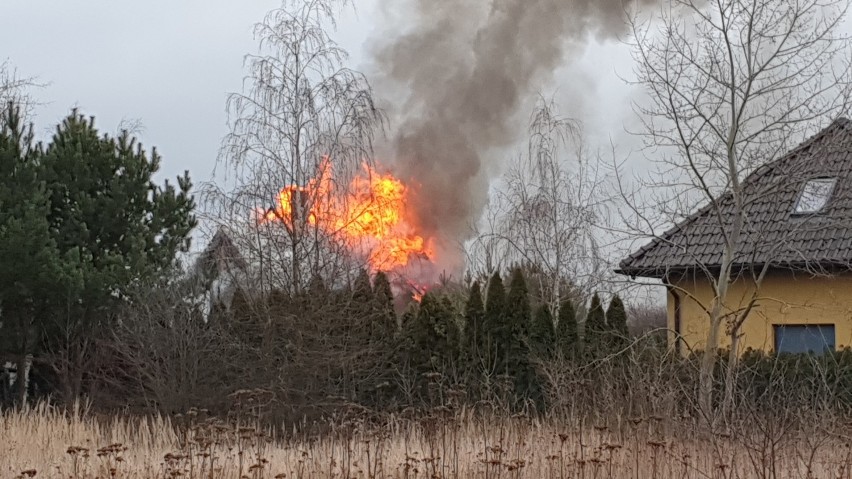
[793,177,836,214]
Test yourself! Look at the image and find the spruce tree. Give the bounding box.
[556,299,579,360]
[606,294,629,351]
[584,293,607,359]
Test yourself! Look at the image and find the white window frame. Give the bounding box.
[793,177,836,214]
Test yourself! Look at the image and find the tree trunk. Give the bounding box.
[14,353,30,407]
[698,315,721,416]
[722,328,741,419]
[14,315,30,407]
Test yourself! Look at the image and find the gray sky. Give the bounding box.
[0,0,639,187]
[0,1,371,182]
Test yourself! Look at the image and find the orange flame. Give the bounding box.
[260,158,433,272]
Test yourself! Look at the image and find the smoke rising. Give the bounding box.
[370,0,650,266]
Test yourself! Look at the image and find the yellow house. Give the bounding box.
[617,118,852,355]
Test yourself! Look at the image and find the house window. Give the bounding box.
[793,178,836,214]
[774,324,835,354]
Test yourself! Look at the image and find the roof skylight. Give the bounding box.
[793,177,836,214]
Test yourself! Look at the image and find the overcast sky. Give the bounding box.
[0,0,640,186]
[0,1,363,180]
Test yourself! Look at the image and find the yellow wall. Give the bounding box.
[668,270,852,354]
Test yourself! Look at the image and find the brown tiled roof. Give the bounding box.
[617,118,852,278]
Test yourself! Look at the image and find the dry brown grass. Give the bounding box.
[4,402,852,478]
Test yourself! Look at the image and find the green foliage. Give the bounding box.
[556,298,578,360]
[505,268,531,341]
[463,281,486,365]
[7,108,196,402]
[504,268,533,394]
[371,271,397,339]
[483,272,507,369]
[606,294,629,351]
[530,304,555,358]
[731,348,852,411]
[405,293,460,382]
[352,269,374,304]
[0,105,68,404]
[583,293,606,358]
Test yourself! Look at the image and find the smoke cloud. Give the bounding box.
[369,0,651,267]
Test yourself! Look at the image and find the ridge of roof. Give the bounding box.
[618,117,852,277]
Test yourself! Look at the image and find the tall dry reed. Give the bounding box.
[4,400,852,478]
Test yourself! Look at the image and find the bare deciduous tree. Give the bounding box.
[469,98,609,313]
[621,0,852,415]
[0,60,38,119]
[107,276,237,413]
[207,0,385,294]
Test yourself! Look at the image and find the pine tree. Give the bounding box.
[556,299,579,360]
[584,293,607,359]
[530,304,555,358]
[0,104,66,405]
[606,294,629,351]
[37,110,196,401]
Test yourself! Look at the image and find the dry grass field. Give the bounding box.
[4,401,852,479]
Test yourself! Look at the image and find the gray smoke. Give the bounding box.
[371,0,649,266]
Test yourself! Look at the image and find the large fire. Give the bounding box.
[259,158,434,274]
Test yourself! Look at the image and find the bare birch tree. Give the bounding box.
[0,61,38,118]
[470,98,608,313]
[623,0,852,415]
[208,0,384,294]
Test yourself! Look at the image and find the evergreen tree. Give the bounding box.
[38,110,196,401]
[483,272,507,371]
[406,294,460,383]
[606,294,629,351]
[306,274,330,311]
[528,303,554,412]
[0,104,67,405]
[363,271,397,408]
[556,298,579,360]
[348,268,375,334]
[463,281,486,366]
[583,293,607,359]
[530,304,555,358]
[505,268,535,401]
[372,271,397,338]
[504,268,531,364]
[352,268,374,304]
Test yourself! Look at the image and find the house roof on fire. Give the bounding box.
[617,117,852,279]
